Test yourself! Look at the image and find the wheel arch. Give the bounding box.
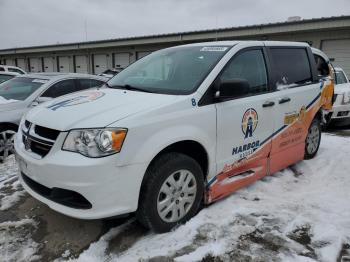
[0,122,19,131]
[138,140,210,203]
[145,140,209,180]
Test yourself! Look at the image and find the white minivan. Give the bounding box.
[15,41,334,232]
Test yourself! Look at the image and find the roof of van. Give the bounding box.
[181,40,310,47]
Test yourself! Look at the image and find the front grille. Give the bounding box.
[22,173,92,209]
[34,125,60,141]
[21,121,60,158]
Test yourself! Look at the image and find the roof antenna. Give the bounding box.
[215,16,218,41]
[84,19,88,41]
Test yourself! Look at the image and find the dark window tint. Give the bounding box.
[219,49,268,97]
[77,79,104,91]
[270,48,312,89]
[8,68,25,74]
[335,71,348,85]
[41,79,76,98]
[0,74,15,83]
[313,54,329,77]
[0,67,4,72]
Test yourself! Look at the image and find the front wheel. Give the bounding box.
[0,128,17,163]
[137,152,204,233]
[304,118,321,160]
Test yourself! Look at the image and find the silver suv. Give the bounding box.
[0,73,107,161]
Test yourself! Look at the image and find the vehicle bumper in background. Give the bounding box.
[329,96,350,126]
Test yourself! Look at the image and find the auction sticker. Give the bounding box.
[200,47,228,52]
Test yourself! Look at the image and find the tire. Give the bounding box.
[304,117,321,160]
[137,152,204,233]
[0,127,17,163]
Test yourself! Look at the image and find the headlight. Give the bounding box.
[342,92,350,104]
[62,128,127,157]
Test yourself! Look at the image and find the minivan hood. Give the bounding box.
[26,88,178,131]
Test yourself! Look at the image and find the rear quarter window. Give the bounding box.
[269,48,312,89]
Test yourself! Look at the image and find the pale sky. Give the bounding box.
[0,0,349,49]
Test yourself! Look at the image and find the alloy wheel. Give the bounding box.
[0,130,16,162]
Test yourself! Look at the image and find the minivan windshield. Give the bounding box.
[107,46,231,95]
[335,70,348,85]
[0,77,45,101]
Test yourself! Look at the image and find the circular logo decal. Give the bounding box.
[47,91,105,111]
[242,108,258,139]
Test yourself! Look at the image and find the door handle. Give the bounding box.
[262,101,275,108]
[279,97,291,104]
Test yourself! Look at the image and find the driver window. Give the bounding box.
[41,79,76,98]
[219,49,268,97]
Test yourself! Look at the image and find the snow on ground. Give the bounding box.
[0,155,41,261]
[0,155,26,210]
[0,218,40,262]
[70,133,350,262]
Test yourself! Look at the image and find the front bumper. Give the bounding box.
[329,96,350,125]
[15,131,147,219]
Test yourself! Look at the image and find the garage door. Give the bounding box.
[93,54,108,74]
[136,51,152,60]
[75,55,88,74]
[43,57,54,72]
[29,58,42,72]
[16,58,26,71]
[322,39,350,77]
[5,59,15,66]
[58,56,70,73]
[114,53,130,69]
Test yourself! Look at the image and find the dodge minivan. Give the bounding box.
[15,41,334,232]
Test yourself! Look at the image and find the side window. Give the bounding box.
[41,79,76,98]
[270,48,312,89]
[0,67,4,72]
[335,71,348,85]
[77,79,104,91]
[313,54,330,77]
[8,68,25,74]
[219,49,268,97]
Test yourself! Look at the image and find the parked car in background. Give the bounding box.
[15,41,333,233]
[0,72,20,84]
[327,67,350,126]
[0,65,26,75]
[0,73,107,162]
[98,68,123,78]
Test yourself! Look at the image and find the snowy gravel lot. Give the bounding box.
[0,132,350,262]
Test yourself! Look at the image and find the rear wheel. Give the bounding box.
[137,152,204,233]
[0,127,17,163]
[304,118,321,160]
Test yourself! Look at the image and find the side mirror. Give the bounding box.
[216,79,250,99]
[30,97,52,107]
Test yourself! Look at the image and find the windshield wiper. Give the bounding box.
[108,84,154,93]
